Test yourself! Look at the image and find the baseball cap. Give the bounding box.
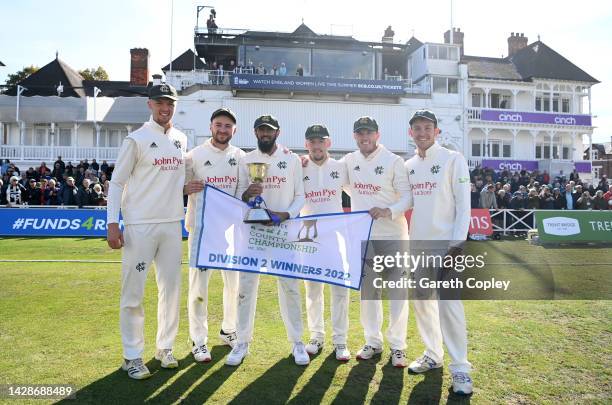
[211,107,237,124]
[353,116,378,132]
[409,109,438,126]
[305,124,330,140]
[149,83,178,101]
[254,115,279,130]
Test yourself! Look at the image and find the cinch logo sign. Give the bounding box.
[542,217,581,236]
[498,162,522,171]
[498,113,522,122]
[554,116,576,125]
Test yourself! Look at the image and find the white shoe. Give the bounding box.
[225,342,248,366]
[122,358,151,380]
[356,344,383,360]
[408,354,443,373]
[334,344,351,361]
[155,349,178,369]
[192,343,212,363]
[391,349,407,368]
[452,372,473,395]
[219,329,237,348]
[305,338,324,355]
[292,342,310,366]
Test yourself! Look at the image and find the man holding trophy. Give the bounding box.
[184,108,245,363]
[225,115,309,367]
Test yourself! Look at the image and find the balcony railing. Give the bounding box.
[0,145,120,163]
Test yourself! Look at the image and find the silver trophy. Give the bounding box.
[244,162,273,223]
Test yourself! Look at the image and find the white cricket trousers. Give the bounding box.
[236,272,304,344]
[188,266,239,346]
[120,221,182,360]
[304,281,349,344]
[413,299,471,373]
[360,239,409,350]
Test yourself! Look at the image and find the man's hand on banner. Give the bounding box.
[184,180,205,195]
[369,207,391,220]
[242,183,264,202]
[263,211,289,226]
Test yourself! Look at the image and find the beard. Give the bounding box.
[257,137,277,153]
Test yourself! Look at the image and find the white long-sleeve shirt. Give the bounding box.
[404,142,471,245]
[343,144,410,239]
[301,157,348,216]
[235,145,304,218]
[107,118,187,225]
[184,139,245,232]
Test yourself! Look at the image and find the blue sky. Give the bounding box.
[1,0,610,142]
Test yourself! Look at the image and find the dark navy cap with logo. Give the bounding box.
[254,115,279,130]
[210,107,237,123]
[353,116,378,132]
[149,83,178,101]
[409,109,438,126]
[305,124,330,139]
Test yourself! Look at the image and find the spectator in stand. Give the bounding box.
[480,184,497,209]
[25,167,39,182]
[39,179,48,204]
[83,159,90,170]
[84,169,98,183]
[563,184,574,210]
[496,189,510,209]
[100,160,109,175]
[470,183,480,208]
[296,64,304,76]
[604,188,612,210]
[279,62,287,76]
[539,186,555,209]
[91,159,100,173]
[38,162,50,176]
[553,188,566,210]
[6,176,24,206]
[572,185,583,208]
[271,64,278,75]
[61,177,78,206]
[569,169,579,182]
[50,162,63,179]
[103,180,110,197]
[91,183,107,206]
[107,163,115,179]
[65,161,74,178]
[592,190,607,210]
[45,179,61,205]
[525,188,539,209]
[256,62,266,75]
[76,179,92,207]
[75,166,86,186]
[576,191,593,210]
[229,59,236,73]
[542,170,550,185]
[0,179,5,205]
[26,179,42,205]
[54,156,65,173]
[597,175,609,192]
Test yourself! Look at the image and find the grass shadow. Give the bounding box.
[331,357,378,404]
[371,360,404,404]
[407,367,443,405]
[288,352,344,404]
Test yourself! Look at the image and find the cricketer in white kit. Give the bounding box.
[184,108,246,363]
[225,114,310,367]
[404,109,473,395]
[343,116,411,368]
[107,84,186,380]
[299,124,351,361]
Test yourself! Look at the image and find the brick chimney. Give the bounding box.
[130,48,149,86]
[444,28,464,56]
[507,33,528,57]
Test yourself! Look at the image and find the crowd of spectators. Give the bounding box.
[470,166,611,211]
[0,157,112,207]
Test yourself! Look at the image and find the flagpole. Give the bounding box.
[169,0,174,76]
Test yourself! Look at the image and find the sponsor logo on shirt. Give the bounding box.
[411,181,437,196]
[458,176,470,183]
[204,160,212,166]
[262,176,287,189]
[353,182,381,195]
[303,176,310,181]
[353,165,360,171]
[136,261,146,272]
[305,189,337,199]
[409,169,415,175]
[153,156,183,171]
[206,175,238,189]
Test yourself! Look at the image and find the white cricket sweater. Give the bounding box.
[343,144,410,239]
[184,138,245,232]
[235,145,304,218]
[404,142,471,245]
[107,118,187,225]
[301,157,348,216]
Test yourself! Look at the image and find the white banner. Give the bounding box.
[193,185,373,289]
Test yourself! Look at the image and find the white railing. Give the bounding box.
[467,158,482,169]
[0,146,120,163]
